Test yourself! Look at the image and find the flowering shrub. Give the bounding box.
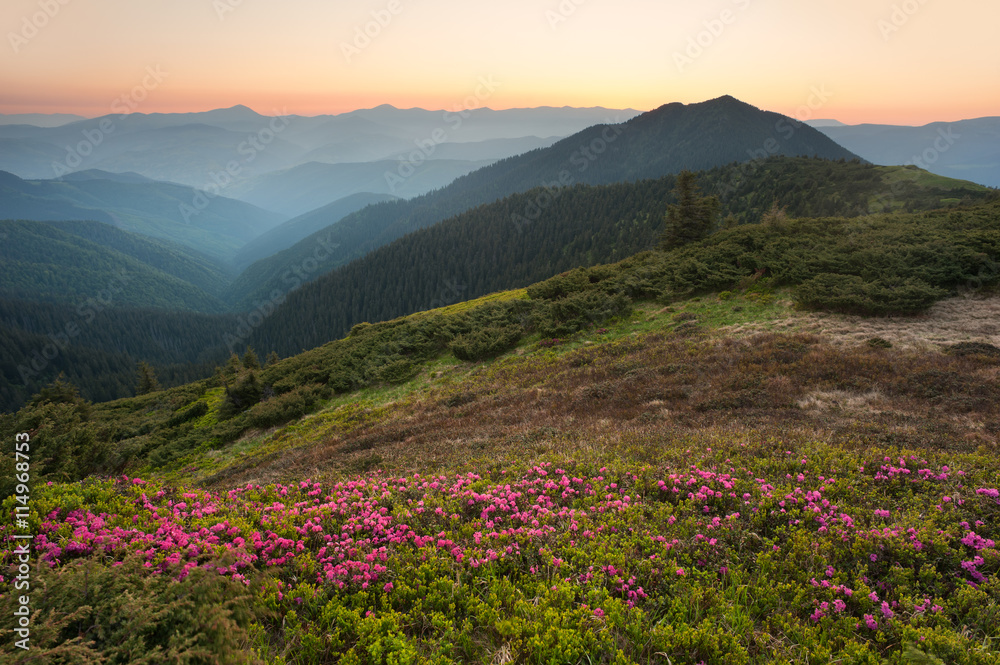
[3,443,999,663]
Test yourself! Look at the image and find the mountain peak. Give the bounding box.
[209,104,263,117]
[700,95,759,110]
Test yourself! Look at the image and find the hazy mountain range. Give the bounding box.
[0,169,283,262]
[0,104,638,189]
[808,117,1000,187]
[223,95,863,308]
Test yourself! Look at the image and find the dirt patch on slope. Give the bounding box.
[724,294,1000,351]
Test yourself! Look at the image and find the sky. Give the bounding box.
[1,0,997,125]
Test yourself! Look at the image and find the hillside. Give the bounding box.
[0,159,986,413]
[4,196,996,470]
[0,297,238,412]
[225,159,496,217]
[30,219,234,299]
[0,221,228,312]
[233,192,399,270]
[223,96,863,306]
[1,199,998,663]
[0,170,285,262]
[817,117,1000,187]
[241,159,992,353]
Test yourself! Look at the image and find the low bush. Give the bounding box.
[451,324,523,362]
[246,384,329,430]
[534,291,633,338]
[165,400,209,427]
[794,274,947,315]
[0,552,259,664]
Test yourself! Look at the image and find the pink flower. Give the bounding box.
[676,568,685,576]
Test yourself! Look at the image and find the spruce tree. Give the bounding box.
[243,346,260,370]
[135,362,160,395]
[659,171,720,250]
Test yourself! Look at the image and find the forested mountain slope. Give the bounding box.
[244,158,991,355]
[224,96,861,306]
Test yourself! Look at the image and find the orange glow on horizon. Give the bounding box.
[1,0,996,127]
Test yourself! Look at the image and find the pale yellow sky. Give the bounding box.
[1,0,997,124]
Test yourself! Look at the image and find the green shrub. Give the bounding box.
[451,325,523,362]
[0,554,260,664]
[946,342,1000,358]
[165,400,209,427]
[535,291,632,338]
[220,370,264,419]
[526,269,590,300]
[246,384,328,430]
[794,273,946,315]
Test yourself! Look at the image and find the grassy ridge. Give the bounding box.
[3,200,998,485]
[1,200,999,663]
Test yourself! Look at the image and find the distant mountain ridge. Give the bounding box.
[0,170,283,262]
[225,95,861,308]
[226,158,496,217]
[0,113,86,127]
[813,117,1000,187]
[0,105,640,190]
[233,192,399,270]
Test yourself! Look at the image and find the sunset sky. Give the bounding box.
[1,0,997,125]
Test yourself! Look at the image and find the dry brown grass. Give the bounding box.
[726,294,1000,351]
[203,324,1000,490]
